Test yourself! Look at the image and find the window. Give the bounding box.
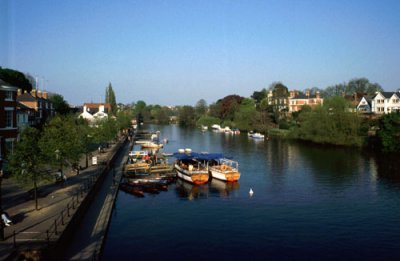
[5,111,13,127]
[5,91,13,100]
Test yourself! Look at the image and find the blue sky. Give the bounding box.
[1,0,400,106]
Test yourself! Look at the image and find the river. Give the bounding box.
[102,124,400,260]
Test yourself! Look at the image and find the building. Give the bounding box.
[370,91,400,114]
[17,89,55,126]
[0,79,18,160]
[288,90,323,113]
[79,103,111,122]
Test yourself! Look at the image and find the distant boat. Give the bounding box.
[211,124,222,131]
[141,142,163,149]
[201,125,208,131]
[248,131,265,139]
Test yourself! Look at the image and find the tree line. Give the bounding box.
[8,114,131,210]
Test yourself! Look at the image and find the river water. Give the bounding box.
[102,124,400,260]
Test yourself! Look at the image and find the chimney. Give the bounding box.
[316,91,320,99]
[99,105,105,113]
[31,89,37,97]
[37,90,42,98]
[290,90,295,98]
[42,91,48,99]
[17,89,22,96]
[306,90,310,97]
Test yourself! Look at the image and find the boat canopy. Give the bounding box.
[173,152,224,161]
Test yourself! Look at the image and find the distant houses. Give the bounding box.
[288,90,323,113]
[0,78,55,160]
[79,103,111,123]
[0,79,18,161]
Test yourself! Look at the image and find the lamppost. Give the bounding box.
[0,159,4,241]
[55,149,62,179]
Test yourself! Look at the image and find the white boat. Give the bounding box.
[209,158,240,182]
[141,142,164,149]
[211,124,222,131]
[201,125,208,131]
[251,133,265,139]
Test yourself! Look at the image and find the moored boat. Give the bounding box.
[173,151,210,184]
[208,158,240,182]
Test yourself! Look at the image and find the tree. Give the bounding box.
[251,88,268,104]
[195,99,208,116]
[270,82,289,123]
[8,127,49,210]
[216,95,244,121]
[178,106,196,127]
[49,94,70,115]
[377,112,400,152]
[39,116,84,171]
[290,96,363,146]
[347,78,383,96]
[105,82,117,115]
[234,98,258,131]
[0,67,32,92]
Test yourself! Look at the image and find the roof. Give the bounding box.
[173,152,225,161]
[372,91,398,99]
[17,93,37,102]
[83,103,111,109]
[17,102,35,111]
[290,93,319,99]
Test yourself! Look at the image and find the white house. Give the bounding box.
[356,97,372,113]
[78,103,110,123]
[371,92,400,114]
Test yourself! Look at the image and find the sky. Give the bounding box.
[1,0,400,106]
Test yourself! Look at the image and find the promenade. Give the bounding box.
[0,137,128,260]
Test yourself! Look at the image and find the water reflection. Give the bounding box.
[373,152,400,185]
[209,178,240,198]
[175,178,240,200]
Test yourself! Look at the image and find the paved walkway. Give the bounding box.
[0,138,127,260]
[63,141,128,260]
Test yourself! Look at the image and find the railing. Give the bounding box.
[8,136,127,254]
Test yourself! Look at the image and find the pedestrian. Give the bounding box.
[1,210,12,227]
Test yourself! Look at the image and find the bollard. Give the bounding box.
[67,204,70,217]
[13,230,16,248]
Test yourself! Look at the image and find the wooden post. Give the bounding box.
[54,220,57,235]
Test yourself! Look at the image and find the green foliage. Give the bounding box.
[92,118,119,144]
[39,115,85,168]
[377,113,400,152]
[8,127,50,210]
[324,78,383,97]
[49,94,70,115]
[178,106,196,127]
[195,99,208,116]
[290,97,363,146]
[105,82,117,115]
[233,98,258,131]
[196,115,220,127]
[251,88,267,104]
[8,127,49,185]
[0,67,33,92]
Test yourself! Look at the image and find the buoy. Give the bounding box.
[249,188,254,196]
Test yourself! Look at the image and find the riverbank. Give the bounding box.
[0,136,127,260]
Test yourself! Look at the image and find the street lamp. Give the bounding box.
[0,159,4,240]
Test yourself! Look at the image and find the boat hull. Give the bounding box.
[209,163,240,182]
[210,169,240,182]
[174,164,209,184]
